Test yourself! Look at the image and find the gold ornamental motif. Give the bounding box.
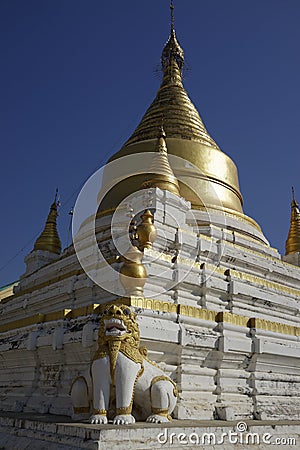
[93,345,108,361]
[216,311,249,328]
[92,408,107,415]
[108,340,121,381]
[116,406,133,415]
[119,343,143,365]
[178,304,216,322]
[248,317,298,337]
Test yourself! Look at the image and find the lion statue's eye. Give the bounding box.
[123,308,131,316]
[102,309,108,315]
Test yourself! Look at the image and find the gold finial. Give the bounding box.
[141,126,180,196]
[157,123,167,153]
[33,190,62,255]
[119,246,147,296]
[161,1,184,82]
[170,1,175,32]
[136,210,157,251]
[285,187,300,255]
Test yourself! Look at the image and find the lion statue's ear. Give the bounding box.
[131,308,138,319]
[119,305,137,318]
[122,307,132,316]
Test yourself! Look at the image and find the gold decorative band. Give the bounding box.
[116,405,132,415]
[151,407,172,420]
[1,296,300,337]
[73,406,90,414]
[93,408,107,415]
[151,375,171,386]
[151,375,178,397]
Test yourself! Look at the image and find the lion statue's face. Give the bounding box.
[99,304,140,345]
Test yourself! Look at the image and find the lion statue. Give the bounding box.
[70,304,177,424]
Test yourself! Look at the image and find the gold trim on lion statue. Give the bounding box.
[70,303,178,424]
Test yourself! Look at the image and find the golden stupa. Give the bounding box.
[33,193,62,255]
[285,188,300,255]
[100,4,257,228]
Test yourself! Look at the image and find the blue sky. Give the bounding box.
[1,0,300,285]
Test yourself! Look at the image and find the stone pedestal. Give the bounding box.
[0,413,299,450]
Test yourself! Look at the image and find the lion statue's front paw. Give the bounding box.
[90,414,108,424]
[113,414,136,425]
[146,414,170,423]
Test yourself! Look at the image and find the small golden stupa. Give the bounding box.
[285,188,300,255]
[33,191,62,255]
[141,125,180,197]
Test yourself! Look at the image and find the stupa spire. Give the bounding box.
[170,1,175,31]
[124,3,218,149]
[33,190,62,255]
[161,1,184,85]
[285,187,300,255]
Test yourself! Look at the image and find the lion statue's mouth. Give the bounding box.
[104,318,127,336]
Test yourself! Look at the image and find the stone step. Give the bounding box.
[0,413,299,450]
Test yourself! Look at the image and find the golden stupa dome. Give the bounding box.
[99,5,250,225]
